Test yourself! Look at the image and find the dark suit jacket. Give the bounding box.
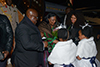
[60,15,66,25]
[11,16,44,67]
[0,14,13,52]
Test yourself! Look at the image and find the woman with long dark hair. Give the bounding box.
[66,10,85,45]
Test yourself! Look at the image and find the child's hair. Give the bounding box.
[81,24,93,38]
[58,28,70,40]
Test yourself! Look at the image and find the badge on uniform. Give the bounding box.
[4,11,7,12]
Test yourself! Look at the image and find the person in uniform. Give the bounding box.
[0,0,19,67]
[0,0,19,35]
[0,14,13,67]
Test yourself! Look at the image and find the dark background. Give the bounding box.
[12,0,100,24]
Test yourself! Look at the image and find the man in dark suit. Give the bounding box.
[11,8,48,67]
[60,7,73,25]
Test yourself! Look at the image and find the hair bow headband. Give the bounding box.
[80,23,91,29]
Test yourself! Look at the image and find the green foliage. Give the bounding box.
[52,30,58,39]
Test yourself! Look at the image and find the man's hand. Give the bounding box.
[43,41,48,48]
[2,51,9,60]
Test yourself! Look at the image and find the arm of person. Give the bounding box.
[44,32,58,44]
[17,25,44,51]
[2,51,9,60]
[5,15,13,52]
[43,41,48,48]
[47,36,58,44]
[2,15,13,60]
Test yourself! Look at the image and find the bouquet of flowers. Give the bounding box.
[52,28,59,39]
[52,24,66,39]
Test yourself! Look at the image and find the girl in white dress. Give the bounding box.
[48,28,77,67]
[73,24,98,67]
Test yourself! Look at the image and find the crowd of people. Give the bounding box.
[0,0,100,67]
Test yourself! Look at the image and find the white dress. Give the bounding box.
[73,37,99,67]
[48,39,77,67]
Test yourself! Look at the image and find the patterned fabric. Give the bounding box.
[38,21,57,67]
[44,50,49,67]
[38,21,57,53]
[0,5,19,35]
[44,32,56,53]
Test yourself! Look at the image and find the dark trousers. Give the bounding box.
[0,59,7,67]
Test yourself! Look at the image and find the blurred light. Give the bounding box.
[40,16,43,21]
[36,1,38,4]
[23,14,25,17]
[33,0,36,2]
[24,2,26,4]
[39,4,41,6]
[27,5,29,7]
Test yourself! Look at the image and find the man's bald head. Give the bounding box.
[26,8,38,25]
